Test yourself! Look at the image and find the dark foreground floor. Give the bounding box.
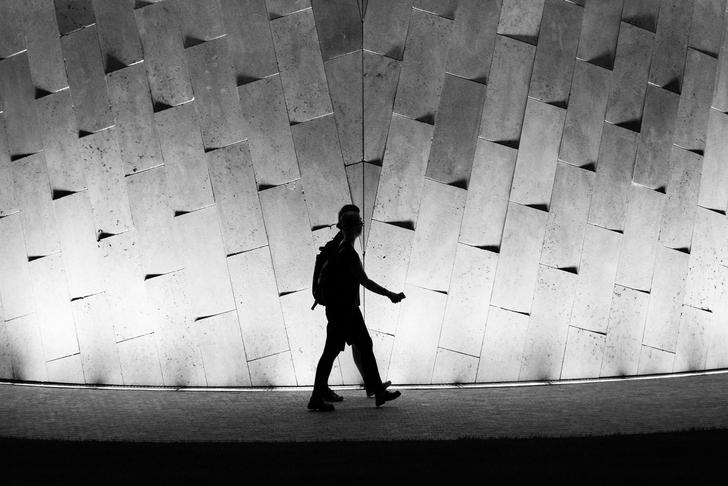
[5,429,726,485]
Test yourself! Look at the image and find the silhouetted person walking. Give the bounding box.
[308,205,404,412]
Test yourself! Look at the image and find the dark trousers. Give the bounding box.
[312,306,383,397]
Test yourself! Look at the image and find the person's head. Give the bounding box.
[337,204,363,240]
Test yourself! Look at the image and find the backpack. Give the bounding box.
[311,236,340,309]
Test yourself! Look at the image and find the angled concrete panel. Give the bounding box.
[281,289,338,386]
[54,192,104,299]
[674,49,718,152]
[220,0,277,82]
[270,8,332,123]
[228,247,289,361]
[107,63,164,176]
[36,90,86,192]
[135,2,193,106]
[407,180,466,292]
[54,0,94,35]
[372,115,432,225]
[265,0,310,18]
[577,0,622,69]
[292,115,351,228]
[11,153,60,257]
[637,346,675,375]
[496,0,545,44]
[207,142,268,255]
[71,293,123,384]
[520,265,577,381]
[648,0,693,92]
[0,215,35,320]
[363,52,401,162]
[684,207,728,311]
[707,266,728,369]
[659,147,701,250]
[345,162,380,250]
[47,354,84,383]
[99,231,152,342]
[642,246,689,353]
[490,203,548,314]
[528,0,582,104]
[125,167,183,276]
[459,140,517,249]
[425,75,486,187]
[363,0,413,59]
[432,348,478,384]
[479,35,535,144]
[570,224,622,334]
[673,306,710,372]
[0,118,16,217]
[540,163,594,271]
[713,17,728,111]
[248,351,297,386]
[28,253,78,361]
[5,314,47,382]
[621,0,660,32]
[153,318,206,387]
[446,0,501,82]
[604,23,654,126]
[93,0,143,72]
[633,86,680,190]
[697,110,728,212]
[587,124,637,232]
[477,306,529,382]
[61,26,113,133]
[438,244,497,357]
[561,326,605,380]
[25,0,67,93]
[325,51,362,166]
[0,0,25,58]
[311,0,361,61]
[601,286,649,377]
[175,206,235,319]
[79,128,133,234]
[689,0,726,56]
[0,54,43,156]
[0,312,13,379]
[238,75,300,187]
[415,0,457,18]
[363,221,413,335]
[154,103,214,212]
[559,62,610,168]
[389,285,447,384]
[392,9,452,121]
[186,38,245,150]
[509,99,565,207]
[258,181,317,293]
[174,0,225,44]
[194,311,251,386]
[117,333,164,386]
[614,185,665,292]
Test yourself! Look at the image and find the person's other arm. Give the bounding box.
[346,251,404,303]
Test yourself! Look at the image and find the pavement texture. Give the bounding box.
[2,372,728,443]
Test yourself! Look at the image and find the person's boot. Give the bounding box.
[375,389,401,407]
[308,395,335,412]
[323,387,344,402]
[366,380,391,398]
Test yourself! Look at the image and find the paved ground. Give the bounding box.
[2,372,728,443]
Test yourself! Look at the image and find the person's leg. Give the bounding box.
[309,319,345,411]
[352,344,391,397]
[349,308,401,406]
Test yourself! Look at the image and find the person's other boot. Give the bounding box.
[366,380,391,398]
[308,395,335,412]
[323,387,344,402]
[375,389,401,407]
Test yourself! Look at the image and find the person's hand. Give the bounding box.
[388,291,405,304]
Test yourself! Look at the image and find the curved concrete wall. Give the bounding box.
[1,0,727,386]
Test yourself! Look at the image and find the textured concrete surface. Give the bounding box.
[3,373,728,443]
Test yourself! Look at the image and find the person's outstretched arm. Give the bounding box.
[346,251,404,303]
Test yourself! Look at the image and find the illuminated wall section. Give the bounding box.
[1,0,728,386]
